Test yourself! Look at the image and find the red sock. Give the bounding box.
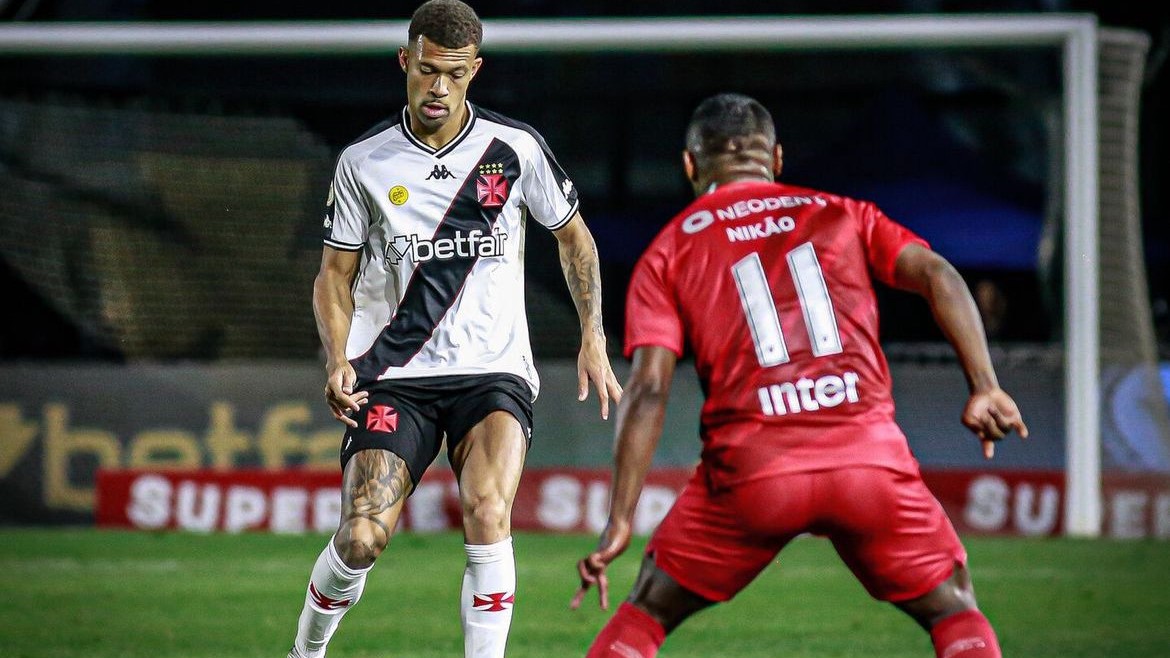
[930,609,1001,658]
[586,602,666,658]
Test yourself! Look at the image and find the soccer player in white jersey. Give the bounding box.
[286,2,622,657]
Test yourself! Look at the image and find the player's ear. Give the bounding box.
[398,46,409,72]
[469,56,483,80]
[683,150,698,183]
[772,143,784,178]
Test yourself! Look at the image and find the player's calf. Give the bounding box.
[585,602,666,658]
[930,609,1001,658]
[462,537,516,658]
[290,538,372,658]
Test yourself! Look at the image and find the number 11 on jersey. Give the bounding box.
[731,242,843,368]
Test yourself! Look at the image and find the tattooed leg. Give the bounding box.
[332,449,413,569]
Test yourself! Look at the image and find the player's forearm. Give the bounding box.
[925,261,999,393]
[607,382,668,524]
[557,227,605,343]
[312,271,355,369]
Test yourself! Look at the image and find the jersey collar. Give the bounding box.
[400,101,477,159]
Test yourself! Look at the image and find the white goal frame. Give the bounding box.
[0,14,1102,536]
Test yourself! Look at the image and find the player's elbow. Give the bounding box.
[924,256,967,302]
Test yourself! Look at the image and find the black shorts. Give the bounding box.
[339,373,534,491]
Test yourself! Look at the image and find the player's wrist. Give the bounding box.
[965,371,999,395]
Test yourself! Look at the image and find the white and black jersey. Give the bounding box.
[322,102,579,398]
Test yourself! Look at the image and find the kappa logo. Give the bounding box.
[425,164,455,180]
[561,177,575,199]
[471,591,515,612]
[366,405,398,433]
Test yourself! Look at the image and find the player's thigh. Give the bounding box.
[340,385,444,492]
[646,467,805,604]
[824,467,967,603]
[333,449,412,566]
[445,373,533,468]
[449,411,527,507]
[446,374,532,506]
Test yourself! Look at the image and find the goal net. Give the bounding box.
[0,15,1166,536]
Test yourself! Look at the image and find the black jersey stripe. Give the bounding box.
[350,137,523,383]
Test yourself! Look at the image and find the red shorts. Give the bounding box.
[646,465,966,603]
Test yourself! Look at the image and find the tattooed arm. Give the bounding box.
[552,213,623,419]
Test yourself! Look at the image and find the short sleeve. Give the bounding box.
[322,155,369,251]
[862,203,930,287]
[624,243,684,358]
[519,133,580,231]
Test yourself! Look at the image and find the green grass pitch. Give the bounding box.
[1,529,1168,657]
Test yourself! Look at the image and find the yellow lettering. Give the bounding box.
[257,403,311,467]
[0,404,39,477]
[128,431,202,469]
[306,429,342,470]
[205,402,253,468]
[43,404,122,511]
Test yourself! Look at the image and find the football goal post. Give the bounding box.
[0,14,1147,537]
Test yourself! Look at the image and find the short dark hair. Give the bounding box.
[408,0,483,50]
[685,93,775,158]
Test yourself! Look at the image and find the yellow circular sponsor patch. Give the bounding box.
[389,185,409,206]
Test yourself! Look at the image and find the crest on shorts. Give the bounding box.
[366,405,398,433]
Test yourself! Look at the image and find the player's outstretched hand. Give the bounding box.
[962,387,1029,459]
[578,338,623,420]
[325,362,368,428]
[570,520,632,611]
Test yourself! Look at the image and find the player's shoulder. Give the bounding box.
[779,181,877,214]
[337,110,407,166]
[472,104,553,154]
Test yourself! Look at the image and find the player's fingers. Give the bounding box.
[983,439,995,460]
[569,587,587,610]
[992,405,1028,440]
[607,371,624,404]
[597,381,610,420]
[331,404,359,428]
[598,573,610,611]
[980,414,1006,441]
[578,369,589,402]
[577,558,598,584]
[1016,417,1030,439]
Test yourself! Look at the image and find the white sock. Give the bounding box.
[291,538,371,658]
[461,537,516,658]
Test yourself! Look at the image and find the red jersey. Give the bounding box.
[625,180,928,487]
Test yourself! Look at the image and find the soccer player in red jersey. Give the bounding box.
[571,93,1028,658]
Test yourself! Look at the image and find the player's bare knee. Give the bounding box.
[627,555,712,634]
[900,562,979,629]
[334,523,388,569]
[462,492,509,536]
